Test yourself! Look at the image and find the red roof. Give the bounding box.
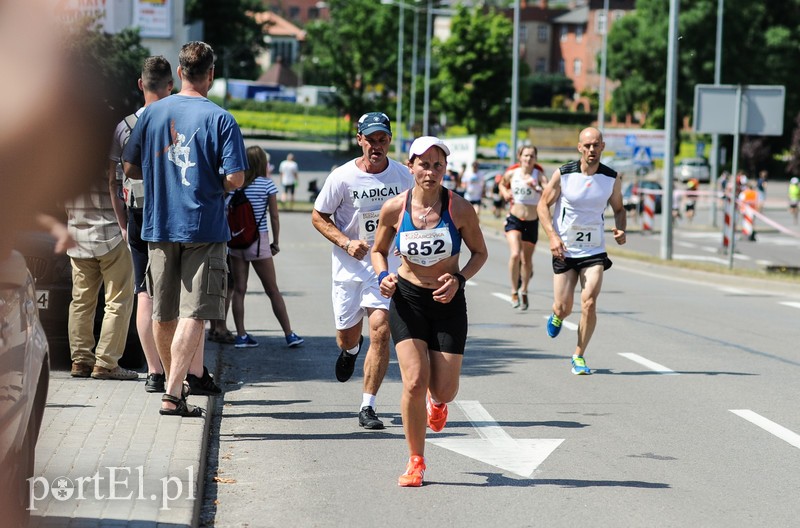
[252,11,306,41]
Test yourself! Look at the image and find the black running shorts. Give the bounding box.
[389,276,468,355]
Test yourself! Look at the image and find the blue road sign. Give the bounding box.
[632,146,653,166]
[695,142,706,158]
[625,134,638,147]
[496,142,510,159]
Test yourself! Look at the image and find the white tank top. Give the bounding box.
[510,168,543,206]
[553,161,617,258]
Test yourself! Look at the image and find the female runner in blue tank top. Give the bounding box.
[371,136,488,487]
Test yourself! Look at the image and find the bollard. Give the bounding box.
[722,199,732,249]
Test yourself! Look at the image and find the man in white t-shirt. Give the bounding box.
[278,153,299,206]
[311,112,414,429]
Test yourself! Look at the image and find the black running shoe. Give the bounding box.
[145,373,165,393]
[186,366,221,395]
[335,336,363,383]
[358,406,384,430]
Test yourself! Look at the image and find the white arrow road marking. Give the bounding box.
[427,400,564,478]
[730,410,800,450]
[780,301,800,310]
[618,353,679,375]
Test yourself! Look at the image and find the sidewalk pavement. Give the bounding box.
[30,347,221,527]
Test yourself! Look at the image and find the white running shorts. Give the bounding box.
[331,278,390,330]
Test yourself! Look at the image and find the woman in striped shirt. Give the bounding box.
[229,146,304,348]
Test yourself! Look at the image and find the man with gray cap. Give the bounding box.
[312,112,414,429]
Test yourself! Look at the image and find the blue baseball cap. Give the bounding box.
[357,112,392,136]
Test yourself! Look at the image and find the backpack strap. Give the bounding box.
[123,113,138,132]
[254,198,270,257]
[121,112,144,209]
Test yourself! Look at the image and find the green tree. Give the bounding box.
[435,4,513,140]
[300,0,396,132]
[607,0,800,160]
[64,17,150,119]
[185,0,268,80]
[520,73,574,108]
[788,112,800,176]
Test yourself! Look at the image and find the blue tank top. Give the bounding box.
[395,188,462,267]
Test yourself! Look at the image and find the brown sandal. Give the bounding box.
[159,393,203,417]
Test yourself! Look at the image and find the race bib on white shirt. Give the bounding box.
[510,169,542,206]
[358,210,381,243]
[567,224,601,249]
[399,227,453,266]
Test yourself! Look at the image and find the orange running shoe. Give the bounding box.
[426,391,448,432]
[398,455,426,487]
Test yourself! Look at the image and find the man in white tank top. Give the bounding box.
[537,127,626,375]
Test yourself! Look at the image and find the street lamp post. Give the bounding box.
[384,0,444,140]
[710,0,724,227]
[395,2,405,158]
[409,6,419,136]
[597,0,609,130]
[423,0,433,136]
[383,0,423,157]
[510,0,520,157]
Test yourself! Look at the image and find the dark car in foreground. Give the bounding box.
[0,250,50,527]
[15,232,143,371]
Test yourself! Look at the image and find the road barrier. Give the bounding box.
[641,193,655,231]
[741,204,755,240]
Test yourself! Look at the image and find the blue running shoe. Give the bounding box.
[234,334,259,348]
[286,332,304,347]
[546,314,562,338]
[571,356,591,375]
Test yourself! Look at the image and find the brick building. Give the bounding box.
[262,0,330,26]
[549,0,635,99]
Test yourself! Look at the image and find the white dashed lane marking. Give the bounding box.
[717,286,750,295]
[618,353,679,375]
[730,410,800,450]
[780,301,800,310]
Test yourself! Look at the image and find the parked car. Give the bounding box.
[676,157,710,183]
[481,167,507,197]
[622,179,663,214]
[476,161,507,174]
[0,250,50,526]
[602,156,653,177]
[14,232,143,371]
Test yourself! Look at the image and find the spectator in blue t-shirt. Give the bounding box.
[123,41,247,417]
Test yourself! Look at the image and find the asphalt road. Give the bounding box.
[199,210,800,528]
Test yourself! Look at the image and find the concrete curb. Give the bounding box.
[31,345,220,527]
